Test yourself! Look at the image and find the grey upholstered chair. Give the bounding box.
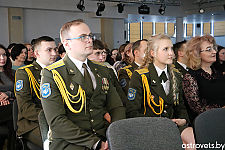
[38,110,49,144]
[106,117,183,150]
[194,108,225,149]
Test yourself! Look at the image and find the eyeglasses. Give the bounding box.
[66,34,96,43]
[200,46,218,53]
[94,51,107,56]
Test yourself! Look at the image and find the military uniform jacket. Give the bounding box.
[118,61,139,95]
[15,61,42,136]
[173,61,187,77]
[126,63,189,122]
[41,55,126,150]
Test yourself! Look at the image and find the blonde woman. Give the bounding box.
[126,34,195,150]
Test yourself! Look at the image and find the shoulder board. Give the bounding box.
[171,64,175,68]
[46,60,65,71]
[121,65,132,70]
[91,61,107,67]
[18,64,33,70]
[172,67,181,74]
[136,68,149,75]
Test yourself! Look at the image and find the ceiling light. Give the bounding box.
[158,5,166,15]
[77,0,85,11]
[199,8,205,14]
[117,3,124,13]
[138,4,150,14]
[96,2,105,16]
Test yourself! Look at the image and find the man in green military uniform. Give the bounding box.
[40,19,126,150]
[173,40,188,76]
[118,39,147,95]
[15,36,57,147]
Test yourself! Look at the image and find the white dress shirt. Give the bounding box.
[177,61,188,71]
[154,64,170,95]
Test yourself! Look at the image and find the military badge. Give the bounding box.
[16,80,23,91]
[128,88,137,101]
[102,78,109,90]
[41,83,51,98]
[152,80,156,84]
[70,83,74,90]
[120,79,127,87]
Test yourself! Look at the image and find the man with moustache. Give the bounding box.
[40,19,125,150]
[15,36,57,148]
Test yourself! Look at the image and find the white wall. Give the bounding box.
[113,19,125,49]
[0,7,9,47]
[23,9,101,44]
[215,36,225,47]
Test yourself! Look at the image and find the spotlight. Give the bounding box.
[77,0,85,11]
[117,3,124,13]
[158,5,166,15]
[138,4,150,14]
[96,2,105,16]
[199,8,205,14]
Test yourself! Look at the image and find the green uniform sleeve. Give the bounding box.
[15,69,41,121]
[41,68,100,149]
[118,69,131,95]
[126,71,145,118]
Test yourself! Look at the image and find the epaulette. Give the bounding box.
[46,60,65,71]
[91,60,107,67]
[172,66,181,74]
[18,64,33,70]
[121,65,132,70]
[136,68,149,75]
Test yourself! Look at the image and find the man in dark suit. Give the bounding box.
[41,19,126,150]
[15,36,57,147]
[118,39,147,95]
[173,40,188,76]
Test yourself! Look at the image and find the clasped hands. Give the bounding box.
[0,93,10,106]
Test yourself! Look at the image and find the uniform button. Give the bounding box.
[164,104,168,108]
[90,99,93,102]
[105,91,107,94]
[91,119,94,122]
[90,109,93,112]
[93,129,95,132]
[94,132,97,135]
[163,110,167,114]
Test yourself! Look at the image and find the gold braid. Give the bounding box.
[51,70,86,114]
[141,74,164,115]
[24,68,40,100]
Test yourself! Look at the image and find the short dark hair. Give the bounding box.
[58,44,66,55]
[132,39,147,57]
[0,44,14,83]
[11,44,27,61]
[173,40,187,59]
[93,39,105,50]
[33,36,55,51]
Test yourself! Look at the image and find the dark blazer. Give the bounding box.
[15,61,42,136]
[126,63,189,122]
[41,55,126,150]
[118,61,139,95]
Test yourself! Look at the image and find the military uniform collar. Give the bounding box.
[131,61,139,69]
[68,55,89,73]
[32,61,42,70]
[177,61,187,70]
[154,63,169,79]
[35,60,46,69]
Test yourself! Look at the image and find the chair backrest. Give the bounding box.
[38,110,49,143]
[194,108,225,145]
[106,117,183,150]
[13,100,19,131]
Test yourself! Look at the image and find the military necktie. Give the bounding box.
[159,71,168,83]
[82,63,94,90]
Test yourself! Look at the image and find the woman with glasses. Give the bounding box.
[24,43,35,65]
[183,35,225,123]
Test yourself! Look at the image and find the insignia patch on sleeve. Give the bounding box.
[128,88,137,101]
[41,83,51,98]
[120,79,127,87]
[16,80,23,91]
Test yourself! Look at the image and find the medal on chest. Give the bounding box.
[102,78,109,91]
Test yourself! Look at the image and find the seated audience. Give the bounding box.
[11,44,27,71]
[24,43,35,65]
[183,35,225,122]
[0,44,16,150]
[126,34,195,150]
[110,48,118,65]
[7,43,16,63]
[56,43,66,61]
[15,36,57,148]
[212,45,225,75]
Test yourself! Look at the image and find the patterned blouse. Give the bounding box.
[183,67,224,115]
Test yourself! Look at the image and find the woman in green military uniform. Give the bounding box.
[126,34,195,149]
